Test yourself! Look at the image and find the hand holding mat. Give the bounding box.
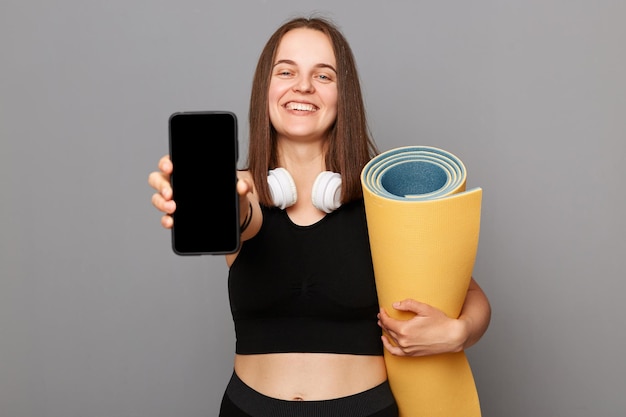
[361,146,483,417]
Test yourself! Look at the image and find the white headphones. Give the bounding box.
[267,167,342,213]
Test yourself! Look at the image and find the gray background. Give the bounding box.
[1,1,624,416]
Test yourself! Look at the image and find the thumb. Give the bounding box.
[237,177,253,196]
[392,299,430,315]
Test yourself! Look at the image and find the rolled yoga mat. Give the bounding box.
[361,146,483,417]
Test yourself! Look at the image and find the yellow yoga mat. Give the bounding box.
[361,146,483,417]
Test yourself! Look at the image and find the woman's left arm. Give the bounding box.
[377,278,491,357]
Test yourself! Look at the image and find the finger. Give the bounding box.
[378,307,389,325]
[378,315,401,340]
[151,192,176,214]
[392,299,430,314]
[237,177,252,196]
[378,307,402,333]
[381,335,406,357]
[158,154,173,174]
[147,171,163,190]
[160,214,174,229]
[160,185,173,200]
[384,327,400,343]
[148,171,173,199]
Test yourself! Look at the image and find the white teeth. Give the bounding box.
[285,102,317,112]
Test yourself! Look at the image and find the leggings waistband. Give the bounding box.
[223,371,397,417]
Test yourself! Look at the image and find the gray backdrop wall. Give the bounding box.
[1,1,624,416]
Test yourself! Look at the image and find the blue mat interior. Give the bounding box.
[380,161,448,197]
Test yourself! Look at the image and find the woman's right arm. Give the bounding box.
[226,170,263,265]
[234,170,263,242]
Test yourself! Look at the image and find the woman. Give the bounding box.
[149,17,490,417]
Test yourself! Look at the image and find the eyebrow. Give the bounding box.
[273,59,337,74]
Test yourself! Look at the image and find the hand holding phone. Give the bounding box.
[150,155,175,228]
[168,111,240,255]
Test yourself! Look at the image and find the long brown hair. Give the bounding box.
[247,16,378,206]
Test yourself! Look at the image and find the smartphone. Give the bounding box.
[168,111,239,255]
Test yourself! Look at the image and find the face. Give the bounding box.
[268,28,338,143]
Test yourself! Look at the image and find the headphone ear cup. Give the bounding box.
[267,167,297,209]
[312,171,342,213]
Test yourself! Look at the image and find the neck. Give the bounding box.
[276,139,327,177]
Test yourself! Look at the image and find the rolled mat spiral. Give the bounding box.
[361,146,483,417]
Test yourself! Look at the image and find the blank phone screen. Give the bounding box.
[169,112,239,255]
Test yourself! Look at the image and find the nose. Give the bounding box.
[293,75,314,93]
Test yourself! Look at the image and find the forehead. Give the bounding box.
[275,28,336,65]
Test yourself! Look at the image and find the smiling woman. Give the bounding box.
[147,16,490,417]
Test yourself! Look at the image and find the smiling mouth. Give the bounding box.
[284,102,318,112]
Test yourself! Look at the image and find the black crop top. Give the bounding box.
[228,199,383,355]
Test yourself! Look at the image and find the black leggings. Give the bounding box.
[219,372,398,417]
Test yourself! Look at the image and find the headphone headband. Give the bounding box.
[267,168,342,213]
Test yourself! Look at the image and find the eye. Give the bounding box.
[316,73,334,83]
[274,68,295,78]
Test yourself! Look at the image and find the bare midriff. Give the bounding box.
[234,352,387,401]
